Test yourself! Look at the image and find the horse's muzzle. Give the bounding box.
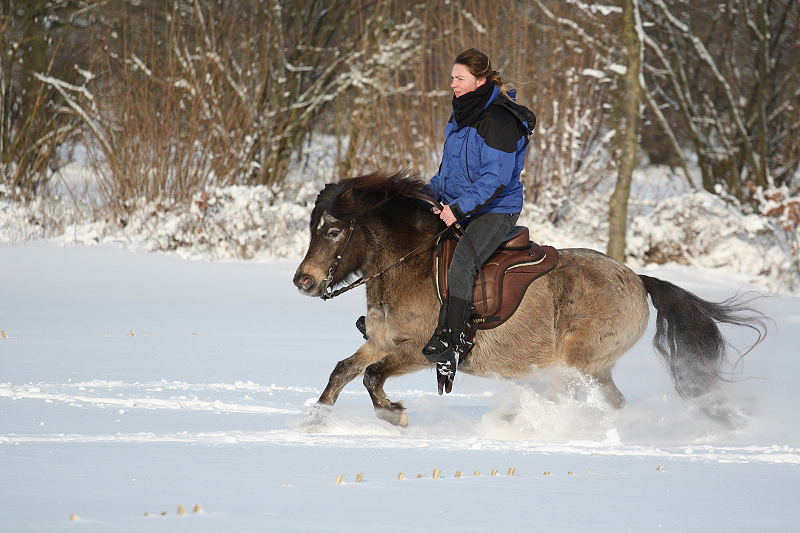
[293,272,317,295]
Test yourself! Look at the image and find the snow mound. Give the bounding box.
[627,190,799,292]
[65,183,319,261]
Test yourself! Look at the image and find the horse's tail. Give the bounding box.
[639,275,767,399]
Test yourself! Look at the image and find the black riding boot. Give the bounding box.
[422,296,475,394]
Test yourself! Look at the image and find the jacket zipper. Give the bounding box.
[465,128,472,183]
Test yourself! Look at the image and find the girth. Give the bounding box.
[432,226,558,330]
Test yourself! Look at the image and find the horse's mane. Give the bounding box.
[310,170,439,233]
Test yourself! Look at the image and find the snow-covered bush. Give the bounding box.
[0,183,87,243]
[627,190,799,291]
[61,182,320,261]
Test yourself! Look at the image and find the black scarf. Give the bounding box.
[451,81,495,127]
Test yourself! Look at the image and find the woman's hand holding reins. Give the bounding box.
[433,205,457,226]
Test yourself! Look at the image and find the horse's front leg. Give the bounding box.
[363,354,423,428]
[304,345,378,431]
[317,346,375,406]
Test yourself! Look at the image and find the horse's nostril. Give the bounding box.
[294,273,315,291]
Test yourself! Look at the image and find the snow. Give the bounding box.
[2,240,799,532]
[606,63,628,75]
[580,68,607,79]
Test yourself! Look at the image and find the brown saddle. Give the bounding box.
[432,226,558,330]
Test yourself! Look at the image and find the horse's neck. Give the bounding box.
[363,231,436,307]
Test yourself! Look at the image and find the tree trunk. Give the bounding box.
[607,0,642,262]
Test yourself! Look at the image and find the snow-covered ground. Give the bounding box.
[2,240,798,531]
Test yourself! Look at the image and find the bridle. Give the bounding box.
[319,218,451,301]
[318,193,486,304]
[319,218,357,299]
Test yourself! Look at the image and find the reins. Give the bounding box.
[321,222,451,300]
[320,191,488,309]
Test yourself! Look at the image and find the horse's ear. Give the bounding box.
[332,186,360,219]
[339,187,355,210]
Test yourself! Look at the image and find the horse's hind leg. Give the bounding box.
[592,367,625,409]
[546,365,625,409]
[363,355,420,427]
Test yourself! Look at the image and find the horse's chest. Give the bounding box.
[365,302,411,351]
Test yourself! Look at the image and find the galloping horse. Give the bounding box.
[293,171,766,427]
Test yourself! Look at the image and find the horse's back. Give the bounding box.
[553,248,647,302]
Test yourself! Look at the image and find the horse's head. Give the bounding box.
[293,170,440,298]
[293,183,365,297]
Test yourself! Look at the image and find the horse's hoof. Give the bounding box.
[375,406,408,427]
[500,409,520,424]
[301,403,333,433]
[696,393,747,430]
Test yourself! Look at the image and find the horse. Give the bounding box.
[293,170,767,428]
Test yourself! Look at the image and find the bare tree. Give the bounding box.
[640,0,800,198]
[608,0,643,262]
[0,1,97,198]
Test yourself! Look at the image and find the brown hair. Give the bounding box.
[454,48,507,95]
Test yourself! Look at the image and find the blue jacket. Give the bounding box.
[428,85,536,221]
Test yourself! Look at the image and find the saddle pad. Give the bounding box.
[433,229,558,330]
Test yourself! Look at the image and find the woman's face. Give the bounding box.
[451,63,486,98]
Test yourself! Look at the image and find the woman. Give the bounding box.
[423,48,536,393]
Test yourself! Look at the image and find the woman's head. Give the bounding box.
[451,48,505,97]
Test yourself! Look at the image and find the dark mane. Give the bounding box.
[310,170,439,232]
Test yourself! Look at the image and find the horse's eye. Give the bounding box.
[326,228,342,239]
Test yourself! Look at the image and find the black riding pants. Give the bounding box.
[448,212,519,302]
